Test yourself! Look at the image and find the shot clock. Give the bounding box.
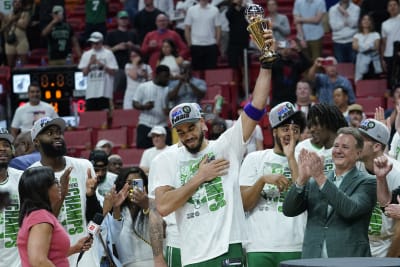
[11,65,86,116]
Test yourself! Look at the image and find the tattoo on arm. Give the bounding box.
[149,199,165,257]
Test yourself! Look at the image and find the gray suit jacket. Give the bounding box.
[283,167,377,258]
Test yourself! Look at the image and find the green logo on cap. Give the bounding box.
[183,106,191,113]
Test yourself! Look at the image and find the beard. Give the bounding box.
[40,140,67,158]
[183,131,204,154]
[274,134,283,151]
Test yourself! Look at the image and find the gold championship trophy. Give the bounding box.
[245,4,278,63]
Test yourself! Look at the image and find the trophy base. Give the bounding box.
[260,52,279,64]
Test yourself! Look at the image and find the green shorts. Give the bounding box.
[186,243,244,267]
[165,246,182,267]
[247,251,301,267]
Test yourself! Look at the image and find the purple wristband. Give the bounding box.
[244,103,266,121]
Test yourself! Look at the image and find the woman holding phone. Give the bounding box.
[113,167,153,267]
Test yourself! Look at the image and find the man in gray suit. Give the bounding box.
[283,127,377,258]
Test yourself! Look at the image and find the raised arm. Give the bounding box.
[52,167,72,216]
[240,29,275,142]
[373,155,394,207]
[306,57,323,81]
[41,16,59,37]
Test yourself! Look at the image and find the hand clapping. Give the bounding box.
[297,149,325,186]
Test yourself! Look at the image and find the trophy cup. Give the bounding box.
[245,4,278,63]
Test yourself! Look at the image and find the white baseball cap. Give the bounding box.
[88,32,103,43]
[148,126,167,137]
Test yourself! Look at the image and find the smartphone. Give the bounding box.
[132,179,144,192]
[321,59,334,66]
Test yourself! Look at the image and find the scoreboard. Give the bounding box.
[11,65,87,117]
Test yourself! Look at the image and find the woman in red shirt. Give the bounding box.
[17,166,92,267]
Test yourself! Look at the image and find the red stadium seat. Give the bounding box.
[204,68,237,85]
[203,84,223,101]
[111,109,140,129]
[204,68,239,118]
[111,109,140,147]
[78,110,109,130]
[337,63,355,80]
[96,127,128,150]
[64,129,92,157]
[355,79,387,97]
[117,148,145,167]
[127,127,137,148]
[356,96,386,117]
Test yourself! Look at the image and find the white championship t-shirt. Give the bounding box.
[239,149,306,252]
[152,119,247,265]
[148,144,181,249]
[0,167,23,267]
